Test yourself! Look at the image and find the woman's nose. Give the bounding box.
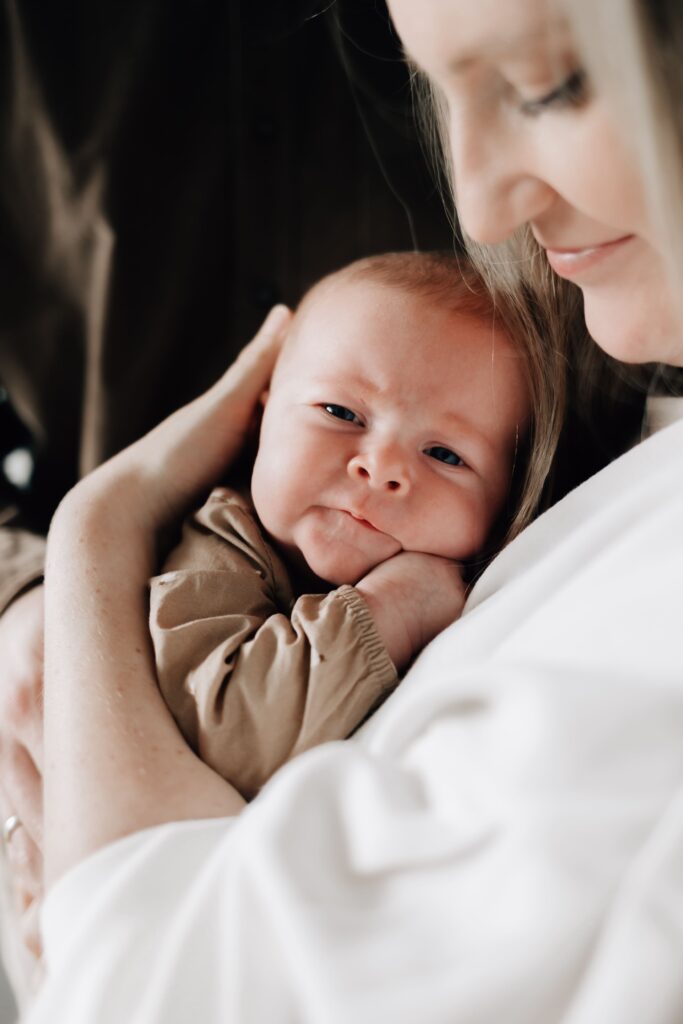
[347,447,411,494]
[447,105,556,244]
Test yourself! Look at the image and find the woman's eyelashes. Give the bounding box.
[424,445,465,468]
[519,68,588,116]
[321,403,363,425]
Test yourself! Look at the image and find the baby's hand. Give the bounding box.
[356,551,466,670]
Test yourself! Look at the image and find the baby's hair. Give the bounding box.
[295,250,567,556]
[298,250,500,325]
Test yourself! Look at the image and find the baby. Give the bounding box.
[150,252,539,799]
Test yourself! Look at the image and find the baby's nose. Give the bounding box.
[347,448,411,494]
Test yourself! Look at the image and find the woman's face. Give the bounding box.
[387,0,683,366]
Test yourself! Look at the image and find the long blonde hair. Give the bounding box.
[412,71,606,531]
[410,22,666,529]
[565,0,683,332]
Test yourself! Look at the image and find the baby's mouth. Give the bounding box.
[344,509,381,532]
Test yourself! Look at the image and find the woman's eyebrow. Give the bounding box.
[448,28,565,73]
[404,22,570,76]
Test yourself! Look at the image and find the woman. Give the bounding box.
[8,0,683,1019]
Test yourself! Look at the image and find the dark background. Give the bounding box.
[0,0,452,534]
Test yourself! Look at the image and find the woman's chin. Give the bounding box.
[583,285,683,366]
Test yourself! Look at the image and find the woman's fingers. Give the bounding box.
[0,589,45,977]
[0,750,44,917]
[0,830,44,980]
[0,584,45,886]
[0,587,45,775]
[3,823,42,906]
[158,303,294,489]
[18,895,43,962]
[67,305,293,533]
[1,776,44,968]
[0,745,43,851]
[215,303,292,397]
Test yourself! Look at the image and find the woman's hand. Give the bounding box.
[71,303,293,532]
[43,307,292,887]
[0,585,45,963]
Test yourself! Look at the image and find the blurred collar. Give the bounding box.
[642,395,683,439]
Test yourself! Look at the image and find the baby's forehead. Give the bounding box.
[275,279,518,394]
[287,273,451,350]
[295,272,396,320]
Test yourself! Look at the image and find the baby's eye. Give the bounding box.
[425,445,464,467]
[321,404,362,425]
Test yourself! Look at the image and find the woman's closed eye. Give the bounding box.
[519,68,588,117]
[321,403,363,425]
[424,445,465,467]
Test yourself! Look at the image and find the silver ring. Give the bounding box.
[2,814,22,847]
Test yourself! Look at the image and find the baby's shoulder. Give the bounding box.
[194,485,263,545]
[194,487,292,602]
[203,484,254,516]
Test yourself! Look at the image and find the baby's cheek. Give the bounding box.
[422,492,490,561]
[251,462,289,539]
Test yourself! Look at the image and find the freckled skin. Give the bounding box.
[250,278,530,586]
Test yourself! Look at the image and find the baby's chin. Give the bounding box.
[297,544,399,588]
[302,555,380,588]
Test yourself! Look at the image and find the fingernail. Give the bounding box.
[263,304,291,332]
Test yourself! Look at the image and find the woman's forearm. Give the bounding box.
[42,309,290,885]
[43,483,245,888]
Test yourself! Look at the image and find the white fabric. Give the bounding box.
[27,417,683,1024]
[643,394,683,437]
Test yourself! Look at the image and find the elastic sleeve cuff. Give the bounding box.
[336,584,398,689]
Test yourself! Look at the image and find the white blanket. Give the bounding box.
[26,415,683,1024]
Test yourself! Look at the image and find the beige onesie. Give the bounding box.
[150,487,398,800]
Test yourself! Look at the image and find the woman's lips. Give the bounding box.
[543,235,635,281]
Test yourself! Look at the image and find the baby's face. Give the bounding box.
[251,278,530,585]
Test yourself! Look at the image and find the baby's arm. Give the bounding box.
[355,551,467,669]
[150,490,397,800]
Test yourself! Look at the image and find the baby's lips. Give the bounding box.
[344,508,381,532]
